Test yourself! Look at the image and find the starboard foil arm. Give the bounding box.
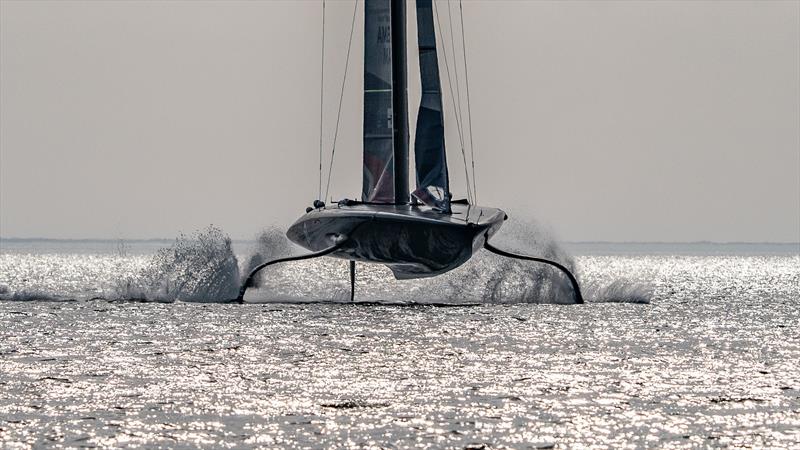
[230,240,348,304]
[483,239,585,304]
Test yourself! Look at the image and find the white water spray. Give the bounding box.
[111,226,240,302]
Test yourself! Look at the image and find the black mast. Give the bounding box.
[390,0,409,204]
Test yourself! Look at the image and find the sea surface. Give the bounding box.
[1,233,798,449]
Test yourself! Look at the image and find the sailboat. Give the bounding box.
[232,0,583,304]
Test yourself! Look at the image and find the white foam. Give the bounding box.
[585,278,653,304]
[0,285,72,302]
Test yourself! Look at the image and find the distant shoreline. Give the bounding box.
[1,237,798,246]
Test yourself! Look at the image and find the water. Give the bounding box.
[1,233,798,448]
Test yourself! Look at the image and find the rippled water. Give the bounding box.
[1,238,798,448]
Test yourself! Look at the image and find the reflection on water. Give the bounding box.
[0,240,798,447]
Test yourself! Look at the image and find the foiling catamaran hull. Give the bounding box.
[232,201,583,304]
[229,0,584,304]
[286,202,506,279]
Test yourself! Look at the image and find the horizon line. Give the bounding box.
[1,237,798,246]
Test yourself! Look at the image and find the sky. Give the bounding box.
[1,0,798,242]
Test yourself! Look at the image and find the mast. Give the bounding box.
[390,0,409,204]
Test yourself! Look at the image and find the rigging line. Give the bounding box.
[446,0,464,140]
[317,0,326,201]
[324,0,359,203]
[435,0,471,204]
[459,0,477,203]
[433,0,473,204]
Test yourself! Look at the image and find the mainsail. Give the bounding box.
[412,0,450,211]
[362,0,395,203]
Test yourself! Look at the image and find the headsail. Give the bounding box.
[412,0,450,212]
[362,0,395,203]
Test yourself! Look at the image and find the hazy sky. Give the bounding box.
[1,0,798,242]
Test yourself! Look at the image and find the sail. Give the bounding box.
[412,0,450,211]
[362,0,395,203]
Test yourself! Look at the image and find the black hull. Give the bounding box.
[286,203,506,279]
